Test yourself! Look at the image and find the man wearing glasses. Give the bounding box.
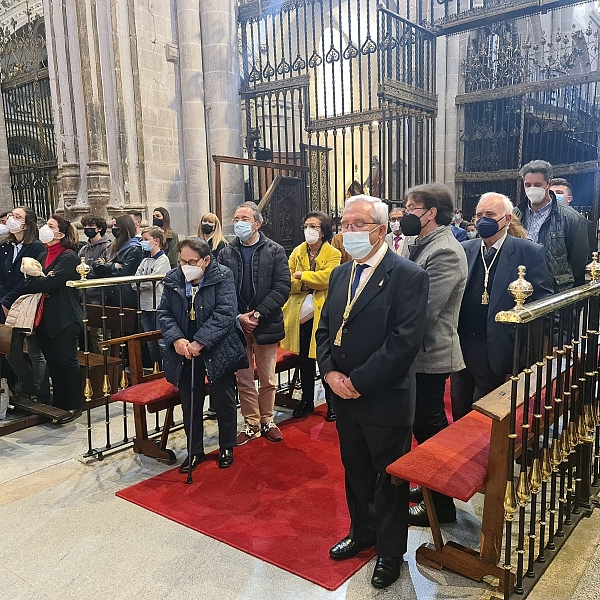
[316,195,429,589]
[218,202,291,445]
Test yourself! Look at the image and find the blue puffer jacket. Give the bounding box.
[158,261,248,386]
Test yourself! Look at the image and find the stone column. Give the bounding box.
[176,0,211,235]
[199,0,244,234]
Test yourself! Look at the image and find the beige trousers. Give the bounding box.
[235,333,278,426]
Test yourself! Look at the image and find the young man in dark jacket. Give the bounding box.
[218,202,291,445]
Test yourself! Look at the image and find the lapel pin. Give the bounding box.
[378,279,384,286]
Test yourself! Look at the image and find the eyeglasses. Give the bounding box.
[180,259,203,266]
[340,221,378,232]
[403,207,428,216]
[233,217,254,224]
[303,224,321,231]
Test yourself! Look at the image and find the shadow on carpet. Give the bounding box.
[116,405,375,590]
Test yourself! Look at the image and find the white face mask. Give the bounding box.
[38,224,55,244]
[525,187,547,205]
[304,227,320,245]
[0,223,8,236]
[181,263,205,282]
[389,221,401,233]
[6,216,23,233]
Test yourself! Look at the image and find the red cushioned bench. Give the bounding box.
[387,362,562,593]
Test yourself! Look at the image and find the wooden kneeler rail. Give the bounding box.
[387,362,563,593]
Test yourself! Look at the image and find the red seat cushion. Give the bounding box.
[112,377,180,406]
[386,411,492,503]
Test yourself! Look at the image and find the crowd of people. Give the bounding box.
[0,157,596,589]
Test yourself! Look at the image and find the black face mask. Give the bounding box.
[153,217,164,228]
[201,223,215,234]
[111,227,120,238]
[399,213,423,237]
[84,228,97,239]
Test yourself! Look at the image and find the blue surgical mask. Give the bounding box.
[234,221,254,242]
[466,231,477,239]
[140,240,153,252]
[476,216,505,239]
[555,193,564,203]
[342,227,378,260]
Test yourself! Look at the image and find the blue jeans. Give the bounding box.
[140,311,165,367]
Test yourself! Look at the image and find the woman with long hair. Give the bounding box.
[21,214,83,422]
[281,211,341,421]
[196,212,228,258]
[92,214,143,307]
[0,206,50,402]
[153,207,180,267]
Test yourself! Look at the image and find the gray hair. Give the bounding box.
[519,159,553,183]
[478,192,514,215]
[344,194,388,225]
[235,201,263,224]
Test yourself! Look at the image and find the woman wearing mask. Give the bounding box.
[21,215,83,422]
[159,238,248,471]
[152,207,179,268]
[196,212,228,258]
[281,212,341,420]
[134,226,171,365]
[92,215,143,307]
[0,207,49,402]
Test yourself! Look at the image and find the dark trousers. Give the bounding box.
[37,322,82,410]
[7,330,51,402]
[336,409,411,557]
[450,337,506,421]
[178,359,237,455]
[413,372,450,445]
[299,318,331,405]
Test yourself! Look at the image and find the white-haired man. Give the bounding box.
[316,194,429,589]
[451,192,554,420]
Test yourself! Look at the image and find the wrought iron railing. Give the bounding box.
[490,254,600,597]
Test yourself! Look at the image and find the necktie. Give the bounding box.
[485,246,497,264]
[351,263,368,300]
[394,235,403,251]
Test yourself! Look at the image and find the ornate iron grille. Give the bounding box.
[238,1,436,223]
[0,11,57,219]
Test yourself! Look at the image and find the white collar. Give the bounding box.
[480,231,508,253]
[359,240,388,269]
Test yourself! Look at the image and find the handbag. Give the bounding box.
[34,293,49,329]
[5,292,43,332]
[299,292,315,324]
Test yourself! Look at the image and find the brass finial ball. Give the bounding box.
[508,265,533,309]
[76,256,91,281]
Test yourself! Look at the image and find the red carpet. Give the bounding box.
[116,405,375,590]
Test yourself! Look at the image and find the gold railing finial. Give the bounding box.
[586,252,600,283]
[508,265,533,310]
[76,256,91,281]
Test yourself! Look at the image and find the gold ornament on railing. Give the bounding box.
[550,437,562,471]
[504,480,518,521]
[585,252,600,283]
[76,257,91,281]
[529,458,542,494]
[516,470,531,506]
[84,377,93,403]
[540,447,552,481]
[560,428,571,461]
[508,265,534,310]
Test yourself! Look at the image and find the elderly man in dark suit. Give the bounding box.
[316,194,429,589]
[451,192,554,421]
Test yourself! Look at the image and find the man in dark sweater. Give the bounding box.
[450,192,554,420]
[218,202,291,445]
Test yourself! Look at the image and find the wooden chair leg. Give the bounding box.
[422,487,444,552]
[158,406,174,451]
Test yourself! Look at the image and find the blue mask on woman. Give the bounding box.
[234,221,254,242]
[476,216,504,239]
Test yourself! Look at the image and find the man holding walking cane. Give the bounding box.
[159,238,248,473]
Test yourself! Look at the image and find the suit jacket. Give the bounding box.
[408,226,467,374]
[316,247,429,427]
[384,232,410,258]
[461,235,554,376]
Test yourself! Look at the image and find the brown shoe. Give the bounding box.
[261,420,283,442]
[236,422,261,446]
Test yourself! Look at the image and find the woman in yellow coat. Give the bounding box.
[282,211,341,420]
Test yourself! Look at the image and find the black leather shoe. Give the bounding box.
[179,453,206,473]
[218,448,233,468]
[409,486,423,503]
[408,500,456,527]
[293,399,314,418]
[329,536,375,560]
[371,557,403,589]
[325,404,336,422]
[56,408,82,425]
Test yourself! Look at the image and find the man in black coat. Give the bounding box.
[451,192,554,420]
[218,202,291,445]
[316,195,429,589]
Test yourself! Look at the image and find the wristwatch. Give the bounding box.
[253,310,261,319]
